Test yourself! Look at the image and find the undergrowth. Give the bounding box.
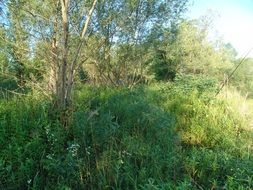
[0,81,252,189]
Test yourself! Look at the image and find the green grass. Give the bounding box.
[0,82,252,189]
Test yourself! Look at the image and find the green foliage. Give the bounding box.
[0,75,18,91]
[0,82,252,189]
[145,18,236,83]
[173,74,218,95]
[0,2,252,189]
[0,95,50,189]
[230,58,253,96]
[172,20,233,77]
[148,50,177,81]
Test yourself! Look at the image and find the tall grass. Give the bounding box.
[0,82,252,189]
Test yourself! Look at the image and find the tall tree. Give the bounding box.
[3,0,98,109]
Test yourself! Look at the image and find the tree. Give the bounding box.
[2,0,98,109]
[58,0,98,108]
[163,19,233,80]
[81,0,189,87]
[148,49,177,81]
[1,0,189,111]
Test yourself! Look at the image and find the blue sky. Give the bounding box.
[187,0,253,57]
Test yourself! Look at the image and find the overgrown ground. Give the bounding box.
[0,78,252,189]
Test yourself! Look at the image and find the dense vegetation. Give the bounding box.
[1,80,252,189]
[0,0,252,189]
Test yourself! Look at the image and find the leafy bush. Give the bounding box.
[173,74,219,95]
[0,75,19,98]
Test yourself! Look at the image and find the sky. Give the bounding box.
[187,0,253,58]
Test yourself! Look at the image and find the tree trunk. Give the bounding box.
[57,0,69,109]
[52,0,98,126]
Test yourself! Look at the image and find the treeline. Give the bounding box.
[1,0,252,100]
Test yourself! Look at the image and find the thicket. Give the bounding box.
[0,1,253,189]
[0,76,252,189]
